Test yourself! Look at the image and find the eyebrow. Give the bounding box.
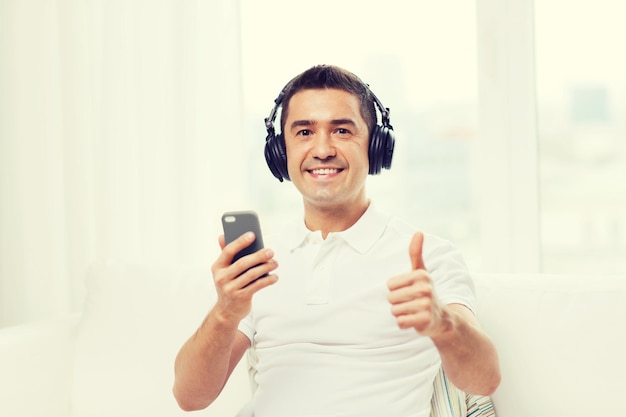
[289,118,357,131]
[329,118,357,127]
[289,120,314,130]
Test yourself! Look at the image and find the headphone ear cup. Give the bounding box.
[264,133,289,182]
[368,125,395,175]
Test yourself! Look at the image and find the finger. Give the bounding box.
[387,275,432,303]
[218,231,256,265]
[390,294,433,314]
[239,266,279,290]
[232,248,276,276]
[409,231,426,271]
[218,234,226,250]
[214,250,277,291]
[387,268,429,291]
[396,311,433,331]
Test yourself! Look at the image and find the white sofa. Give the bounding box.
[1,261,624,417]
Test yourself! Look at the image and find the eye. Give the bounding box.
[296,129,312,136]
[335,128,352,137]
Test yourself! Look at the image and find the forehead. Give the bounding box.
[285,88,364,123]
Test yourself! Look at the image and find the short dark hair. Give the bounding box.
[279,65,377,136]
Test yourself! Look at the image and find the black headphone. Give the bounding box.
[264,85,396,182]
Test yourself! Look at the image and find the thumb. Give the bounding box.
[409,231,426,271]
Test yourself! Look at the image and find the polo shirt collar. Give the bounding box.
[285,201,390,254]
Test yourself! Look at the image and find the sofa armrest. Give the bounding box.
[0,314,81,417]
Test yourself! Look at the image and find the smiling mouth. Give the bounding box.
[309,168,342,175]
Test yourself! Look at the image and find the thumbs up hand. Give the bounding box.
[387,231,447,337]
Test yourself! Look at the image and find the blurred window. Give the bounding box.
[535,1,626,274]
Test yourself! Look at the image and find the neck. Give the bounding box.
[303,198,370,239]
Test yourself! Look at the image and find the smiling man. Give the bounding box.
[286,87,371,234]
[173,65,501,417]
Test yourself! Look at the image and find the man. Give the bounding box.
[173,65,501,416]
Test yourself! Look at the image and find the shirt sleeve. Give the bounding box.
[423,233,476,313]
[238,312,255,343]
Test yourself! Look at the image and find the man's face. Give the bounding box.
[283,88,370,210]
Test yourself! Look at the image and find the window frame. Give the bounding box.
[475,0,541,272]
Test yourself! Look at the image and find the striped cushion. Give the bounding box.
[430,367,496,417]
[466,393,496,417]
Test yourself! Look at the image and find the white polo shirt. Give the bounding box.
[238,203,475,417]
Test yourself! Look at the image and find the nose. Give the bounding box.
[311,131,336,160]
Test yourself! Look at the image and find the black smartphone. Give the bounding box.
[221,210,265,263]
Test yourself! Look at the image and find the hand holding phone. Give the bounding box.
[221,210,276,289]
[216,211,275,316]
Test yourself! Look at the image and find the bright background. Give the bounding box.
[1,0,625,328]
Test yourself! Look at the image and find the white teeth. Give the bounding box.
[311,168,339,175]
